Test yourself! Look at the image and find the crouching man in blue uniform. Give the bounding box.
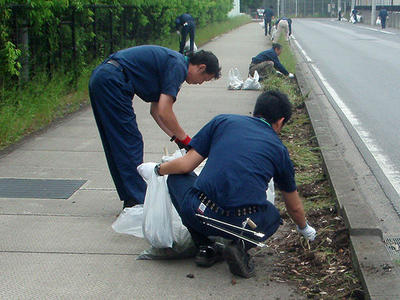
[175,14,196,54]
[249,43,294,80]
[138,91,316,278]
[89,46,220,208]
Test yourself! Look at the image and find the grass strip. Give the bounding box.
[0,15,251,151]
[261,35,364,298]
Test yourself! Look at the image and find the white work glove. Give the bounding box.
[137,162,157,182]
[288,73,295,78]
[176,30,181,35]
[276,70,283,75]
[296,222,316,241]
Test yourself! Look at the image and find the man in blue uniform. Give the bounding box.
[175,14,196,54]
[274,17,292,40]
[249,43,294,79]
[138,91,316,278]
[89,45,221,208]
[379,9,388,29]
[352,9,358,23]
[263,6,275,36]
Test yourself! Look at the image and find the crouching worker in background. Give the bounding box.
[249,43,294,80]
[138,91,316,278]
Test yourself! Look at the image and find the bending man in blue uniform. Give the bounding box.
[138,91,316,278]
[175,14,196,54]
[249,43,294,79]
[89,45,220,208]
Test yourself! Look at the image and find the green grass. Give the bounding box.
[0,15,251,150]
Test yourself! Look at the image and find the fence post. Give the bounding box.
[109,9,113,54]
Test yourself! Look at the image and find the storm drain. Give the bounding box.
[385,238,400,260]
[0,178,86,199]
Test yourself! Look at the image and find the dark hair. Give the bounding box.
[253,90,292,125]
[270,6,273,9]
[272,43,282,50]
[188,50,221,79]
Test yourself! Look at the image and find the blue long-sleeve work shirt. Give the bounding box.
[251,48,289,76]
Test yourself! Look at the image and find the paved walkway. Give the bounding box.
[0,23,302,299]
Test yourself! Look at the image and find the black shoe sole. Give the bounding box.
[224,245,256,278]
[195,255,223,268]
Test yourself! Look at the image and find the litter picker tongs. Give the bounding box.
[195,214,268,248]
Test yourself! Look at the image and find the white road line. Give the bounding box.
[293,39,400,199]
[362,26,396,35]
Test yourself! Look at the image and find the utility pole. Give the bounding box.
[295,0,298,17]
[337,0,341,18]
[280,0,285,17]
[277,0,280,17]
[371,0,376,26]
[351,0,355,13]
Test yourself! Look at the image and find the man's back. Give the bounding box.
[263,8,274,20]
[190,114,296,209]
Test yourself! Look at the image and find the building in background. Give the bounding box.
[229,0,241,17]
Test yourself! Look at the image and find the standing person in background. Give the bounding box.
[176,14,196,54]
[89,46,221,208]
[338,10,342,21]
[379,8,388,29]
[352,8,358,23]
[263,6,275,36]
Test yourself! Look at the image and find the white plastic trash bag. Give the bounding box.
[243,71,262,90]
[184,40,197,53]
[266,178,275,205]
[259,21,265,28]
[112,205,144,237]
[228,67,243,90]
[376,17,381,25]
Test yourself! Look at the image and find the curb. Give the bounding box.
[291,41,400,299]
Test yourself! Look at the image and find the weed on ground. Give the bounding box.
[257,37,364,299]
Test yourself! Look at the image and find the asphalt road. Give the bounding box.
[292,18,400,218]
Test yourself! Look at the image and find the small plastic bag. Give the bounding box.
[112,205,144,237]
[266,178,275,205]
[243,71,262,90]
[376,17,381,25]
[184,40,198,53]
[227,67,243,90]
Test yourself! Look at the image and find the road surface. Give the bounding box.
[292,18,400,230]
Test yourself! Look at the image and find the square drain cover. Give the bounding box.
[385,238,400,259]
[0,178,86,199]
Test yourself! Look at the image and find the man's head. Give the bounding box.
[186,50,221,84]
[253,90,292,133]
[270,6,273,9]
[272,43,282,56]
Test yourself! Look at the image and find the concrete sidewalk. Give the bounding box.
[0,23,302,299]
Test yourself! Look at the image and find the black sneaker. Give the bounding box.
[223,243,255,278]
[194,245,223,268]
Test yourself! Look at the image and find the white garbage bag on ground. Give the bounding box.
[227,67,243,90]
[376,17,381,25]
[112,205,144,237]
[184,40,197,53]
[242,71,262,90]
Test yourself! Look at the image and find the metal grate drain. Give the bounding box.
[0,178,86,199]
[385,238,400,259]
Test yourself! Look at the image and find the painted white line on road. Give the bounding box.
[362,26,396,35]
[294,39,400,198]
[292,36,312,62]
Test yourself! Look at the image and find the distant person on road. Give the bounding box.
[379,9,388,29]
[274,17,292,41]
[89,46,221,208]
[263,6,275,36]
[351,9,358,23]
[175,14,196,54]
[249,43,294,79]
[138,91,317,278]
[338,10,342,21]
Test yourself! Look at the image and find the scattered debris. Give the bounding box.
[186,273,194,279]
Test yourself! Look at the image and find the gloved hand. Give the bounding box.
[296,222,316,241]
[137,162,157,181]
[174,135,191,150]
[176,30,181,35]
[288,73,295,78]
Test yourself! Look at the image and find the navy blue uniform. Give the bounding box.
[167,114,297,247]
[379,9,388,29]
[175,14,196,54]
[263,8,274,35]
[251,48,289,76]
[89,46,188,205]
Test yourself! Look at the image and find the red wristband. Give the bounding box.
[179,135,191,146]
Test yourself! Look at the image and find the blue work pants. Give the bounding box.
[88,63,146,205]
[167,173,282,248]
